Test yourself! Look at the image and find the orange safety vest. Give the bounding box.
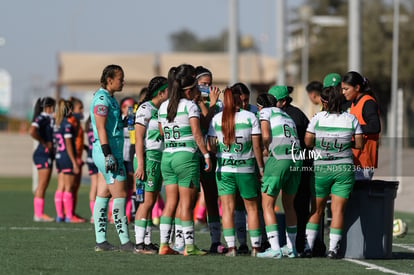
[350,94,379,169]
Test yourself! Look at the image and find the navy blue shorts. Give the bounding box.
[33,150,53,169]
[87,162,98,175]
[55,153,74,174]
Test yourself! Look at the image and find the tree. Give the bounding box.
[293,0,414,140]
[169,29,257,52]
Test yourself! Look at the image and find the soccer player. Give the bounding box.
[303,84,363,259]
[53,99,81,223]
[158,64,211,256]
[85,115,98,223]
[256,85,302,259]
[90,64,134,252]
[29,97,56,222]
[193,65,227,254]
[208,86,264,257]
[133,76,168,254]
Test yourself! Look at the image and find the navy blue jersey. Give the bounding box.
[54,117,76,173]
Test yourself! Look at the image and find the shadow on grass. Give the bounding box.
[392,251,414,259]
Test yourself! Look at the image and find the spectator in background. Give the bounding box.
[29,97,56,222]
[342,71,380,181]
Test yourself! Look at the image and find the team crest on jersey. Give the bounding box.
[147,179,153,187]
[95,105,108,116]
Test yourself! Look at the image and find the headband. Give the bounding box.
[182,80,197,90]
[196,72,211,80]
[152,83,168,98]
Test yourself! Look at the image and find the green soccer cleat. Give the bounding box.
[183,245,207,256]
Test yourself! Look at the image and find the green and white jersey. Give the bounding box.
[259,107,301,160]
[208,109,261,173]
[135,101,163,152]
[158,98,199,154]
[306,111,362,165]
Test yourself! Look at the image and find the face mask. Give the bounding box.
[73,113,84,120]
[197,85,210,97]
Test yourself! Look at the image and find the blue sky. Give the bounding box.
[0,0,303,118]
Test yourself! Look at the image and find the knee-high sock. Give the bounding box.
[182,220,194,246]
[305,222,319,250]
[34,197,44,218]
[112,198,130,245]
[125,189,133,221]
[286,226,297,250]
[159,216,173,245]
[89,200,95,217]
[94,196,109,244]
[54,191,64,218]
[266,224,280,251]
[63,191,73,219]
[134,219,147,245]
[174,218,184,248]
[144,220,153,245]
[223,228,236,248]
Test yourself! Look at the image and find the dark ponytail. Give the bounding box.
[166,64,196,122]
[32,97,55,122]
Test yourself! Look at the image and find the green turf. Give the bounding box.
[1,177,413,274]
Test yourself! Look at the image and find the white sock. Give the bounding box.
[305,228,318,250]
[144,224,152,245]
[286,226,297,250]
[182,221,194,246]
[329,233,342,252]
[174,223,185,248]
[159,223,172,245]
[134,222,146,245]
[267,230,280,251]
[224,235,236,248]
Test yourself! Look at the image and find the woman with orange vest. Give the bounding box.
[342,71,380,181]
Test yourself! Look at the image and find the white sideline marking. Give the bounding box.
[393,243,414,252]
[1,226,92,231]
[344,259,412,275]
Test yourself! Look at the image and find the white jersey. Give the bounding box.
[208,109,261,173]
[135,101,163,152]
[259,107,301,160]
[306,111,362,165]
[158,98,200,154]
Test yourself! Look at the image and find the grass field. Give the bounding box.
[1,177,413,275]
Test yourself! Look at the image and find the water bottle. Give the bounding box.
[127,106,134,131]
[136,179,144,203]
